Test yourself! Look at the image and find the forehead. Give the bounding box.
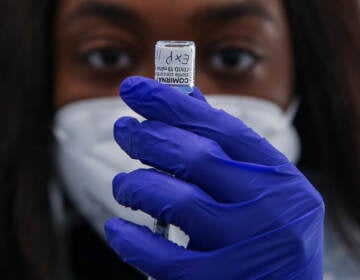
[58,0,287,27]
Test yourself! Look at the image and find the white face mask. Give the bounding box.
[206,95,300,164]
[52,95,300,246]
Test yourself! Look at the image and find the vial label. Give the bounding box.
[155,41,195,91]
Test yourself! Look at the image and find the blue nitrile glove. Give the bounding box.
[105,76,324,279]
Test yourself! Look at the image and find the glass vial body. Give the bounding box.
[147,41,196,280]
[155,41,196,94]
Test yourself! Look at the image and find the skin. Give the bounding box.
[55,0,294,110]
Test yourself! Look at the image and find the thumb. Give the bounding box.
[105,218,189,279]
[189,86,208,103]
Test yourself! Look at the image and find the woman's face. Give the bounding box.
[55,0,294,109]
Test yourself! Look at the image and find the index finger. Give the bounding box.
[120,76,288,166]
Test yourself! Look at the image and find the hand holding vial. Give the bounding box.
[104,74,324,279]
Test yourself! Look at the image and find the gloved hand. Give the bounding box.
[105,76,324,279]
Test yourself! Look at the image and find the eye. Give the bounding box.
[209,49,259,73]
[84,48,132,70]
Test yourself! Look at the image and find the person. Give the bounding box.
[0,0,359,279]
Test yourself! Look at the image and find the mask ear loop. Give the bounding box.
[284,96,300,124]
[282,96,302,164]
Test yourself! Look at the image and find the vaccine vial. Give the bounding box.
[147,41,196,280]
[155,41,196,94]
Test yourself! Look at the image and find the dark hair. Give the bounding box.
[0,0,359,279]
[283,0,360,253]
[0,0,57,279]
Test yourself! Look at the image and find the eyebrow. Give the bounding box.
[192,2,274,25]
[65,1,273,29]
[65,1,140,26]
